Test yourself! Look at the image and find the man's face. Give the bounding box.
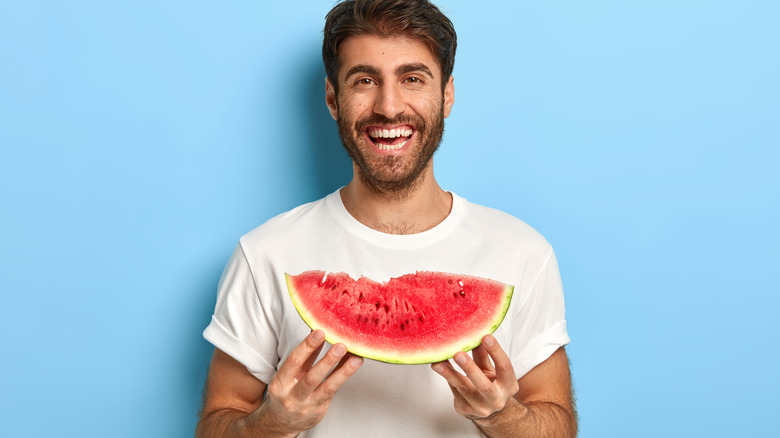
[326,34,455,195]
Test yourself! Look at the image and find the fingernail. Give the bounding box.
[312,330,324,342]
[333,344,346,356]
[432,364,444,373]
[349,356,363,367]
[483,335,494,348]
[455,354,467,365]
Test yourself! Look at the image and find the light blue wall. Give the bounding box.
[1,1,777,436]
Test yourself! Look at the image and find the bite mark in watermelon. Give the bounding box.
[285,271,514,364]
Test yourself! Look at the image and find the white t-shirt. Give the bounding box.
[204,189,570,437]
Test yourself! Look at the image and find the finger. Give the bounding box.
[442,377,469,404]
[292,343,350,399]
[431,359,474,395]
[452,351,494,396]
[431,359,454,378]
[449,385,485,419]
[472,343,494,373]
[481,335,517,386]
[313,353,363,403]
[436,362,501,420]
[432,359,459,375]
[328,351,358,377]
[277,330,327,383]
[301,341,325,373]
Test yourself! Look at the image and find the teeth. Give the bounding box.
[368,127,413,138]
[377,139,409,151]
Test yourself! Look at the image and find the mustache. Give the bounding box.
[355,114,426,133]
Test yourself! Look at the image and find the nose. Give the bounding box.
[373,83,405,119]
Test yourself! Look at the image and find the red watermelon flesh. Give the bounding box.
[285,271,514,364]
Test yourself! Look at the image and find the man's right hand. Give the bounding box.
[196,330,363,438]
[257,329,364,436]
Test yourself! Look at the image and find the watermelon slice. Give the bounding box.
[285,271,514,364]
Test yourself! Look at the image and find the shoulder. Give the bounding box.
[239,195,331,253]
[460,196,553,255]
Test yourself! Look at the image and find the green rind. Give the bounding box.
[285,273,514,364]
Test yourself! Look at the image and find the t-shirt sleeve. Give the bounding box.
[509,249,570,378]
[202,243,280,383]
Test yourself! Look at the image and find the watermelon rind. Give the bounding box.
[285,272,514,364]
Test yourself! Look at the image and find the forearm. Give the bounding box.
[195,405,299,438]
[473,397,577,438]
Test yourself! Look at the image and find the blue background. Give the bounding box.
[1,1,778,436]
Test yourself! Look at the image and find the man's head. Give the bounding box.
[323,0,457,94]
[323,0,457,197]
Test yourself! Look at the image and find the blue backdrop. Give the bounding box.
[1,1,778,437]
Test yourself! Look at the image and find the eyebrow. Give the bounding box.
[395,63,434,78]
[344,63,435,81]
[344,64,380,81]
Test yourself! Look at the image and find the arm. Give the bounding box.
[196,330,363,438]
[432,335,577,438]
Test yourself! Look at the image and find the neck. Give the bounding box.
[340,165,452,235]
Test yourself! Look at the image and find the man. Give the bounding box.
[197,1,577,437]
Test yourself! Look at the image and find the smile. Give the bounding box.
[367,126,414,151]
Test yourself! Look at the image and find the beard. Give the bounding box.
[337,102,445,199]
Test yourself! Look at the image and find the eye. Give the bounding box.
[405,76,423,84]
[355,78,375,86]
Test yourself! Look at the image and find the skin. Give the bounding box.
[197,331,363,438]
[326,34,454,233]
[432,337,577,438]
[197,34,577,437]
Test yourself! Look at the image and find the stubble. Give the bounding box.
[336,101,445,201]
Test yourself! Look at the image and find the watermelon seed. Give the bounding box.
[358,293,364,302]
[458,280,464,287]
[400,324,405,330]
[384,304,390,312]
[460,290,466,297]
[453,292,458,298]
[331,284,337,291]
[375,302,381,310]
[448,279,453,284]
[418,315,424,322]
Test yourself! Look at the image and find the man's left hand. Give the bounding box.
[431,334,519,420]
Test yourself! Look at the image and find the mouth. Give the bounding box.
[366,126,414,152]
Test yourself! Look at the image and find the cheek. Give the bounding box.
[415,92,444,115]
[349,101,371,116]
[340,91,373,113]
[340,102,370,126]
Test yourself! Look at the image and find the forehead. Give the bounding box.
[337,34,441,79]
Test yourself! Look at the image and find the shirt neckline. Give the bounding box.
[325,188,465,249]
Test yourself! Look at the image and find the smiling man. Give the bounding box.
[197,1,576,437]
[331,33,451,200]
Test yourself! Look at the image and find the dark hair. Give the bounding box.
[323,0,457,93]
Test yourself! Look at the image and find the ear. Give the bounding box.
[443,75,455,118]
[325,77,338,121]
